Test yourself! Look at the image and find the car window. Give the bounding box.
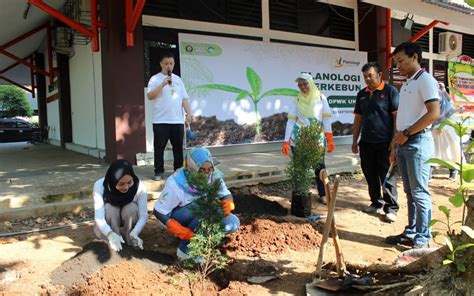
[16,122,30,128]
[0,122,16,128]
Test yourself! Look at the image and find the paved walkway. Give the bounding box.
[0,142,360,220]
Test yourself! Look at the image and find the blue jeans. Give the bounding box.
[397,132,433,245]
[169,202,240,254]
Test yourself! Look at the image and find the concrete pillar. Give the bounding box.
[99,0,146,164]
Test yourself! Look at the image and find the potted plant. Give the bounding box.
[286,121,325,217]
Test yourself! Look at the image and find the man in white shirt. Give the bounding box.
[386,42,440,249]
[147,52,193,180]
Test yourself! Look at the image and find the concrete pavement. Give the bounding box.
[0,142,360,220]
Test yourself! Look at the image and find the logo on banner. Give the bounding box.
[335,57,361,68]
[180,42,222,56]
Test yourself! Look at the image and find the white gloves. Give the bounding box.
[129,231,144,250]
[108,232,125,252]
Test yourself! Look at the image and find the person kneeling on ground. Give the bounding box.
[93,160,148,252]
[153,147,240,261]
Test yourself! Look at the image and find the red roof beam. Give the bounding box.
[0,49,50,78]
[0,22,49,51]
[0,23,54,82]
[388,20,450,62]
[0,75,34,94]
[0,61,21,74]
[125,0,145,47]
[409,20,449,43]
[29,0,104,52]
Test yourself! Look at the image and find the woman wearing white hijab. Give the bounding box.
[282,73,335,204]
[153,147,239,261]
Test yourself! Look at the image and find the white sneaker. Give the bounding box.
[385,212,397,222]
[176,248,205,264]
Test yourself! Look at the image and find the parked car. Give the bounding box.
[0,118,41,143]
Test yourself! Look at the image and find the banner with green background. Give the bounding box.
[178,33,366,146]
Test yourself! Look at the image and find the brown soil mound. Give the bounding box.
[70,261,218,295]
[225,217,322,257]
[187,114,351,146]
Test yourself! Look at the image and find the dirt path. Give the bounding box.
[0,169,462,295]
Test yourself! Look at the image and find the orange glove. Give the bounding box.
[325,132,335,153]
[282,140,290,156]
[221,199,235,216]
[166,219,194,240]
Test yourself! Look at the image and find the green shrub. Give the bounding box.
[286,121,325,196]
[0,85,32,118]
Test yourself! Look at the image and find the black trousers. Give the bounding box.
[153,123,184,174]
[359,141,399,214]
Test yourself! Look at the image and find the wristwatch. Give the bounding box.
[402,129,411,138]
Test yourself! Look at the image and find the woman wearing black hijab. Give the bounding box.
[93,160,148,251]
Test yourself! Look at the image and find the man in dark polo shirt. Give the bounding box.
[352,62,399,222]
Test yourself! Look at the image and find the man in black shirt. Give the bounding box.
[352,62,399,222]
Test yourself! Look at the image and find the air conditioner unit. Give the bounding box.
[439,32,462,55]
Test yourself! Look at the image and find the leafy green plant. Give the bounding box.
[440,224,474,272]
[0,85,32,118]
[286,121,325,196]
[195,67,299,134]
[184,169,228,292]
[427,117,474,272]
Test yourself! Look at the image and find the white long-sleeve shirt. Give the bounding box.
[93,178,148,236]
[284,95,332,144]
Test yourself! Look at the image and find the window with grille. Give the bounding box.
[144,0,262,28]
[269,0,354,41]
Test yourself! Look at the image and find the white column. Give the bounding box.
[261,0,270,42]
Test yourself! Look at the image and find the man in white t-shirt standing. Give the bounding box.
[147,52,193,181]
[386,42,440,249]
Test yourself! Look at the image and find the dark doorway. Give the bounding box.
[57,53,73,148]
[143,27,180,86]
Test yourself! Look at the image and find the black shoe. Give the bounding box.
[449,170,458,181]
[386,233,413,246]
[153,173,164,181]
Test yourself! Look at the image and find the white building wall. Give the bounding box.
[69,43,104,149]
[45,64,60,146]
[144,89,154,152]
